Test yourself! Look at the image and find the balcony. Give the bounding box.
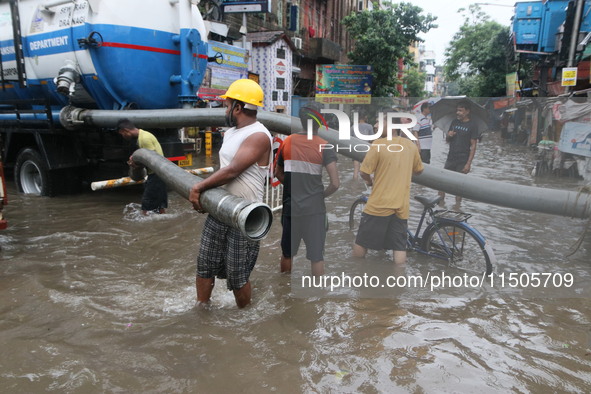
[309,38,341,62]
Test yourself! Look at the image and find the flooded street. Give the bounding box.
[1,130,590,392]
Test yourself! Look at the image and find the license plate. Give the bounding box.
[178,153,193,167]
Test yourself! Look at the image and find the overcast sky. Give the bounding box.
[406,0,516,65]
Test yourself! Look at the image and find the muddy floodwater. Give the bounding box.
[1,130,590,392]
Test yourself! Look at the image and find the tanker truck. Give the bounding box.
[0,0,210,195]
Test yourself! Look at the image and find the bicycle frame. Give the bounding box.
[406,204,437,256]
[407,203,483,261]
[354,194,469,259]
[349,193,495,273]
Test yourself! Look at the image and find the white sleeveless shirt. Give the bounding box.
[219,121,272,202]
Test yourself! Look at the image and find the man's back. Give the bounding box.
[138,129,163,156]
[278,133,337,216]
[361,136,423,219]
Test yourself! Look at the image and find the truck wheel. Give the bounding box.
[14,148,51,196]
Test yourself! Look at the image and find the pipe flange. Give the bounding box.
[59,106,86,130]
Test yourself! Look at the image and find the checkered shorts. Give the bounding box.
[197,215,260,290]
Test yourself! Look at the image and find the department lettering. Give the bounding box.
[29,36,69,51]
[1,46,15,56]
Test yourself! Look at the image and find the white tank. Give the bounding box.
[0,0,209,109]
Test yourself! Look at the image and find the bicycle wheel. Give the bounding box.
[349,197,366,231]
[422,221,493,275]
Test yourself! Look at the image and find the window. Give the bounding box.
[272,91,278,101]
[286,3,299,31]
[283,91,289,101]
[276,77,285,90]
[277,47,286,59]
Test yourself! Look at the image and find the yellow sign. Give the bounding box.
[316,94,371,104]
[506,72,518,96]
[561,67,578,86]
[178,153,193,167]
[205,131,213,157]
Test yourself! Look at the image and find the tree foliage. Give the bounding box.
[444,5,512,97]
[404,68,426,98]
[342,2,436,96]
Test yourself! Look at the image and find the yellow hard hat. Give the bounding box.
[220,79,264,110]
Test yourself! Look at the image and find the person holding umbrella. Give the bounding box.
[438,99,480,207]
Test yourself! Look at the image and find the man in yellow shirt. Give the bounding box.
[352,113,424,265]
[117,118,168,215]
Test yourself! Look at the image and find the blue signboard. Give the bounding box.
[315,65,373,104]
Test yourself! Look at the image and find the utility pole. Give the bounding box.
[567,0,585,68]
[565,0,585,94]
[242,12,247,48]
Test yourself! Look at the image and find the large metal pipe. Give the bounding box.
[131,149,272,241]
[59,105,228,130]
[314,130,591,219]
[61,107,591,219]
[60,106,288,131]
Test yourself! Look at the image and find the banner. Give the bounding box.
[505,72,519,97]
[315,65,372,104]
[558,122,591,158]
[197,41,249,101]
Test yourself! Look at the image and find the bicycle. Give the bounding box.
[349,192,496,275]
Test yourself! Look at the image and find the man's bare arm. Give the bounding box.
[360,171,372,187]
[462,139,478,174]
[274,158,285,184]
[323,161,340,197]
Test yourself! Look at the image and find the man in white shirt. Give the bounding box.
[412,102,433,164]
[188,79,272,309]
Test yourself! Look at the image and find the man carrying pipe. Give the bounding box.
[188,79,272,309]
[117,118,168,215]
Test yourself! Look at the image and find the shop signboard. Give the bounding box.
[506,72,519,97]
[222,0,270,13]
[315,65,372,104]
[197,41,249,101]
[558,122,591,158]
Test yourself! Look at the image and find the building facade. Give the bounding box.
[207,0,400,108]
[217,0,362,102]
[248,31,296,113]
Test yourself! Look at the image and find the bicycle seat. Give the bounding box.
[415,195,442,208]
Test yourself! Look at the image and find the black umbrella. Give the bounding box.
[430,96,489,134]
